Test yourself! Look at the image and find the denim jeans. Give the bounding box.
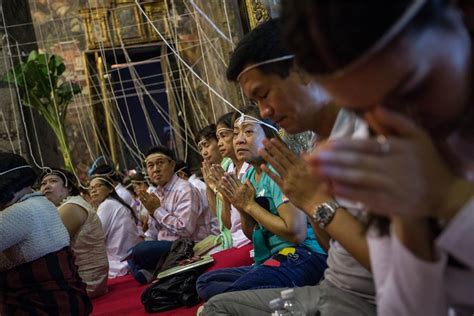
[128,240,173,279]
[196,247,327,301]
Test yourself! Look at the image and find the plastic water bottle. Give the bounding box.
[280,289,305,315]
[269,297,288,316]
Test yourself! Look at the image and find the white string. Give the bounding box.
[0,111,15,152]
[13,41,45,166]
[135,0,242,116]
[0,7,42,169]
[192,4,217,123]
[1,34,22,154]
[188,0,232,44]
[0,165,33,176]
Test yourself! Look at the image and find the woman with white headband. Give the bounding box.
[281,0,474,315]
[196,106,328,301]
[0,153,92,315]
[89,175,142,278]
[40,168,109,298]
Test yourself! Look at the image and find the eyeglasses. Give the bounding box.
[89,183,106,191]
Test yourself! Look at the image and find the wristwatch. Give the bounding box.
[311,200,341,228]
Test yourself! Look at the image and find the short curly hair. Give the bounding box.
[226,18,293,81]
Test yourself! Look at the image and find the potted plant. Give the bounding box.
[3,50,81,171]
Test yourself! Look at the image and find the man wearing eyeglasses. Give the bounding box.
[128,146,212,284]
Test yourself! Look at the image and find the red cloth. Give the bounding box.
[92,244,254,315]
[91,275,201,316]
[207,243,254,272]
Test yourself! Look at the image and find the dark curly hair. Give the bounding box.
[0,153,37,206]
[226,18,293,81]
[281,0,450,75]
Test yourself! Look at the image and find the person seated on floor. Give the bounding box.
[196,124,224,166]
[195,106,328,301]
[90,164,134,208]
[89,175,142,278]
[280,1,474,315]
[175,160,208,212]
[128,146,214,284]
[40,168,109,298]
[0,153,92,315]
[129,172,155,239]
[202,111,252,251]
[201,18,376,316]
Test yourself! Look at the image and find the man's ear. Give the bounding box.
[291,63,312,85]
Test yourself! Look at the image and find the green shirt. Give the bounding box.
[242,165,325,263]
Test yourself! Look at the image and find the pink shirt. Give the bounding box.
[149,175,211,242]
[368,198,474,315]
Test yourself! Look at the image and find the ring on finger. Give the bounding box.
[376,135,391,154]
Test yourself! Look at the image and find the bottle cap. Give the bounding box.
[281,289,295,300]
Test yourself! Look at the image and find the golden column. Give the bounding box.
[96,53,118,165]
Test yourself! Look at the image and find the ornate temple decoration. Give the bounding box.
[142,0,169,41]
[112,0,147,45]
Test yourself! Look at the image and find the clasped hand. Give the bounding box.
[219,173,256,213]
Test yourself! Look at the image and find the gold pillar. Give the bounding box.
[96,54,118,165]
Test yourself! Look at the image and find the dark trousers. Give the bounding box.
[128,240,173,279]
[196,247,327,301]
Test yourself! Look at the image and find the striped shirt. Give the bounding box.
[149,175,211,242]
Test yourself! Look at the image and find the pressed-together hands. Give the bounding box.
[306,107,472,221]
[219,173,256,213]
[138,191,161,215]
[258,137,323,213]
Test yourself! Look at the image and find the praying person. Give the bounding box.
[196,124,223,165]
[128,146,213,284]
[202,19,374,316]
[282,1,474,315]
[196,106,328,301]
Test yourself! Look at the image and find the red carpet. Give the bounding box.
[91,275,201,316]
[92,244,253,315]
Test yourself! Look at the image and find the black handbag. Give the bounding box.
[141,237,205,313]
[141,268,203,313]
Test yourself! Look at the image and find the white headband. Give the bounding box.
[145,153,172,164]
[90,176,115,188]
[316,0,428,79]
[0,165,33,176]
[234,113,279,133]
[216,127,233,135]
[42,167,69,188]
[237,55,295,81]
